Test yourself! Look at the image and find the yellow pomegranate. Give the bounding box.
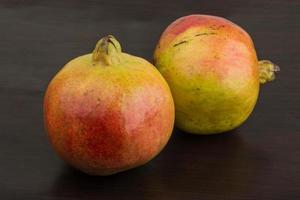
[154,15,279,134]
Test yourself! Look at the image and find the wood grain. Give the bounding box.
[0,0,299,199]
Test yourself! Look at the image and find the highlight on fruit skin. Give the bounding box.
[44,35,175,175]
[154,14,279,135]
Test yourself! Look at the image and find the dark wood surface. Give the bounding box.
[1,0,299,199]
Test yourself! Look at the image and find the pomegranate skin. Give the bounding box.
[44,36,175,175]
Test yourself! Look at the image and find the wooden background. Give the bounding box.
[0,0,299,199]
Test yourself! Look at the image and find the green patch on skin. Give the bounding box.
[172,73,258,134]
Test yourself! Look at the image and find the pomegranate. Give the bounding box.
[44,35,175,175]
[154,15,279,134]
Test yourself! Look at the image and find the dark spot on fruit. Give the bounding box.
[214,55,220,59]
[195,32,217,37]
[209,25,225,30]
[173,40,188,47]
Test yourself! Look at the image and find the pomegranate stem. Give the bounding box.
[92,35,122,65]
[258,60,280,84]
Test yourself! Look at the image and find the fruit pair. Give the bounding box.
[44,15,279,175]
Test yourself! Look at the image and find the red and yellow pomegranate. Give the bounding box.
[154,15,279,134]
[44,35,175,175]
